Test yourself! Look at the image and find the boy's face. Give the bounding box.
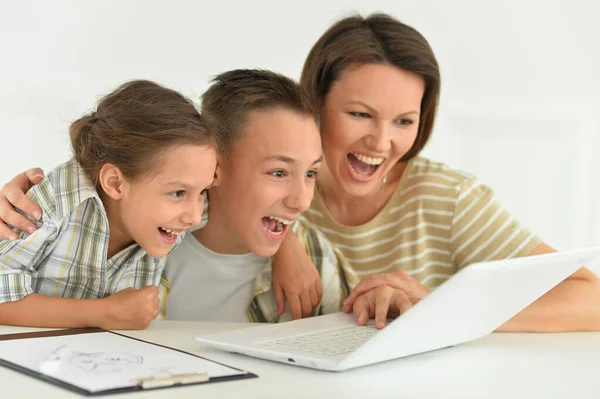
[210,108,322,257]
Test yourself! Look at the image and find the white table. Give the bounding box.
[2,321,599,399]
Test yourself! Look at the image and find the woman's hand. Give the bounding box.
[344,270,431,327]
[351,284,415,329]
[0,168,44,239]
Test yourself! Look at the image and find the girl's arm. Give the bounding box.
[0,287,160,330]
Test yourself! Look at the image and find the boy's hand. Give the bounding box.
[273,233,322,319]
[101,286,160,330]
[0,168,44,239]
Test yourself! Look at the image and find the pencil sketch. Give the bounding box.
[69,351,143,373]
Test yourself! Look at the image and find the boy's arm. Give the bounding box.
[0,168,44,239]
[291,220,359,315]
[272,232,322,319]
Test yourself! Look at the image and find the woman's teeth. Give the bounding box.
[352,153,384,165]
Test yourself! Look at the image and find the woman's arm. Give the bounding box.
[0,168,44,239]
[497,243,600,332]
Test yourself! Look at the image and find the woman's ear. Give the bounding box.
[98,163,126,200]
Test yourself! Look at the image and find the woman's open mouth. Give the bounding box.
[347,152,385,181]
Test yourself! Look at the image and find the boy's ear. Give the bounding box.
[211,156,224,188]
[99,163,126,200]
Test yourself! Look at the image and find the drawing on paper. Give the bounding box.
[69,351,144,372]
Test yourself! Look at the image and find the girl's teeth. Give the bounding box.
[353,153,384,165]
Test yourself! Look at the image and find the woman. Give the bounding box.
[2,14,600,331]
[273,13,600,331]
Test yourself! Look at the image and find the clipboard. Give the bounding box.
[0,327,256,396]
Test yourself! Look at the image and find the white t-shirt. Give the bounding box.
[164,233,269,322]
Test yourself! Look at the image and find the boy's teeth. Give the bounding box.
[353,153,384,165]
[267,216,292,225]
[161,228,180,236]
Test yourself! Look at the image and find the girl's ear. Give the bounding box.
[98,164,126,200]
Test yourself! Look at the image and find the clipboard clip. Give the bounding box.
[136,371,209,389]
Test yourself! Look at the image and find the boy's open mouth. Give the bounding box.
[347,153,385,179]
[261,216,292,235]
[158,227,180,242]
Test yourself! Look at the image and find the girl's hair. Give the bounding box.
[300,13,441,161]
[200,69,315,156]
[69,80,212,188]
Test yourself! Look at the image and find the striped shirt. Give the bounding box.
[0,159,165,303]
[158,219,359,322]
[302,156,542,289]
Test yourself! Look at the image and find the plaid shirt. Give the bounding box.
[0,159,165,303]
[158,217,359,322]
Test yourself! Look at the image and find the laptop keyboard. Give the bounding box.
[260,323,379,356]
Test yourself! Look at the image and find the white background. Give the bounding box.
[0,0,598,250]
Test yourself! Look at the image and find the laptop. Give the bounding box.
[196,247,600,371]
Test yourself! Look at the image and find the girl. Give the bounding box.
[5,14,600,331]
[0,80,217,329]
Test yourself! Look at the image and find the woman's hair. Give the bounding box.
[300,13,441,161]
[200,69,315,155]
[69,80,212,188]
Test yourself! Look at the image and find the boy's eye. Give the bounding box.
[269,170,285,178]
[169,190,185,198]
[349,111,370,119]
[306,170,318,179]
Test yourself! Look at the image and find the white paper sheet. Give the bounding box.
[0,331,247,393]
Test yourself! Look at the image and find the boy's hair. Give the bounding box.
[300,13,441,162]
[69,80,212,189]
[200,69,315,155]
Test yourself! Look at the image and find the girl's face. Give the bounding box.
[209,109,322,257]
[319,63,425,198]
[118,144,217,257]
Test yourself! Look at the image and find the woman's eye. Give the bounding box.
[169,190,185,198]
[306,170,318,179]
[269,170,285,178]
[349,111,370,119]
[395,118,414,126]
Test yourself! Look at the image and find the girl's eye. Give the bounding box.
[306,170,318,179]
[170,190,185,198]
[395,118,414,126]
[269,170,285,178]
[349,111,370,119]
